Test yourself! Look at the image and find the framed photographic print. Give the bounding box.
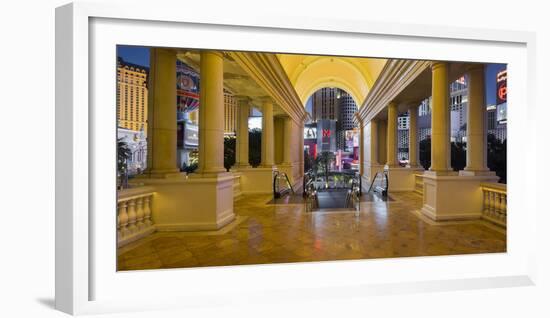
[56,1,536,315]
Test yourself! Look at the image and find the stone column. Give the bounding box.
[386,102,398,167]
[408,104,420,168]
[261,98,275,167]
[197,51,226,175]
[370,118,379,165]
[461,64,492,175]
[355,114,364,175]
[282,116,292,165]
[299,117,305,176]
[235,96,250,168]
[429,62,451,174]
[148,48,179,176]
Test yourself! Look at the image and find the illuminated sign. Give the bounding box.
[316,120,336,152]
[345,130,359,152]
[496,70,507,105]
[178,121,198,149]
[304,127,317,139]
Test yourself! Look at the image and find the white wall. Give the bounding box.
[3,0,550,317]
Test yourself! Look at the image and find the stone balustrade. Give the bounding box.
[481,182,507,227]
[117,186,156,247]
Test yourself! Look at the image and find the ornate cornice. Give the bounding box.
[228,52,307,125]
[358,59,431,124]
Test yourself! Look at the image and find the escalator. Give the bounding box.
[302,169,388,212]
[303,171,362,212]
[273,171,295,199]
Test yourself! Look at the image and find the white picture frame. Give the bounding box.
[55,2,537,315]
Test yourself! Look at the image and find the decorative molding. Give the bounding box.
[228,52,307,125]
[358,59,431,123]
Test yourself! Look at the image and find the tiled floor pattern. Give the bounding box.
[117,191,506,271]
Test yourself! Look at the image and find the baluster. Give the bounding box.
[117,203,122,240]
[500,193,507,222]
[489,191,497,217]
[497,192,504,219]
[143,195,153,227]
[118,201,130,240]
[135,196,145,231]
[483,189,490,216]
[126,198,138,235]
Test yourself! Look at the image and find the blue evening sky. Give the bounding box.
[116,46,506,106]
[117,45,150,67]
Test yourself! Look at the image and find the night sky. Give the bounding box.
[117,45,507,107]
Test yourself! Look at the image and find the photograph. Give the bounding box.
[115,46,508,271]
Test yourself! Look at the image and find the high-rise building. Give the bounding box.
[486,104,507,142]
[397,115,410,160]
[117,57,148,134]
[336,91,358,150]
[450,76,468,142]
[224,89,238,134]
[312,87,339,121]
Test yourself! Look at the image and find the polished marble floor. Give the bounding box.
[117,191,506,271]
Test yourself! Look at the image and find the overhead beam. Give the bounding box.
[228,52,307,125]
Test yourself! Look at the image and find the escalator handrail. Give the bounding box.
[273,171,295,199]
[366,171,389,196]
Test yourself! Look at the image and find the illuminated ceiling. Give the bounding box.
[276,54,387,106]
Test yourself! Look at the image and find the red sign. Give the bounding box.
[496,70,507,105]
[322,129,331,137]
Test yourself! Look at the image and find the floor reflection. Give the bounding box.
[117,192,506,271]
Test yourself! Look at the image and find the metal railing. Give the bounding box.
[366,170,389,197]
[273,171,294,199]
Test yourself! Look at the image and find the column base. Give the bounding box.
[459,169,496,177]
[238,166,278,194]
[424,169,458,176]
[386,166,424,192]
[232,163,251,170]
[420,174,499,221]
[139,173,235,231]
[141,169,182,179]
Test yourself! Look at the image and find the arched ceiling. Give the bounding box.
[277,54,387,107]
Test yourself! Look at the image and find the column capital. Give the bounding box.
[388,101,398,109]
[407,103,418,111]
[431,61,448,70]
[260,96,274,104]
[202,50,225,59]
[466,63,485,72]
[234,95,252,105]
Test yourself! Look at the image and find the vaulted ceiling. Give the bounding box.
[276,54,387,106]
[176,50,388,124]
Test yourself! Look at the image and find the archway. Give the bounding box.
[303,87,360,174]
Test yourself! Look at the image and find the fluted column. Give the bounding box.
[429,62,451,173]
[261,98,275,167]
[197,51,226,175]
[148,48,179,176]
[386,102,398,167]
[282,116,293,164]
[462,64,491,175]
[408,104,420,168]
[235,96,251,168]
